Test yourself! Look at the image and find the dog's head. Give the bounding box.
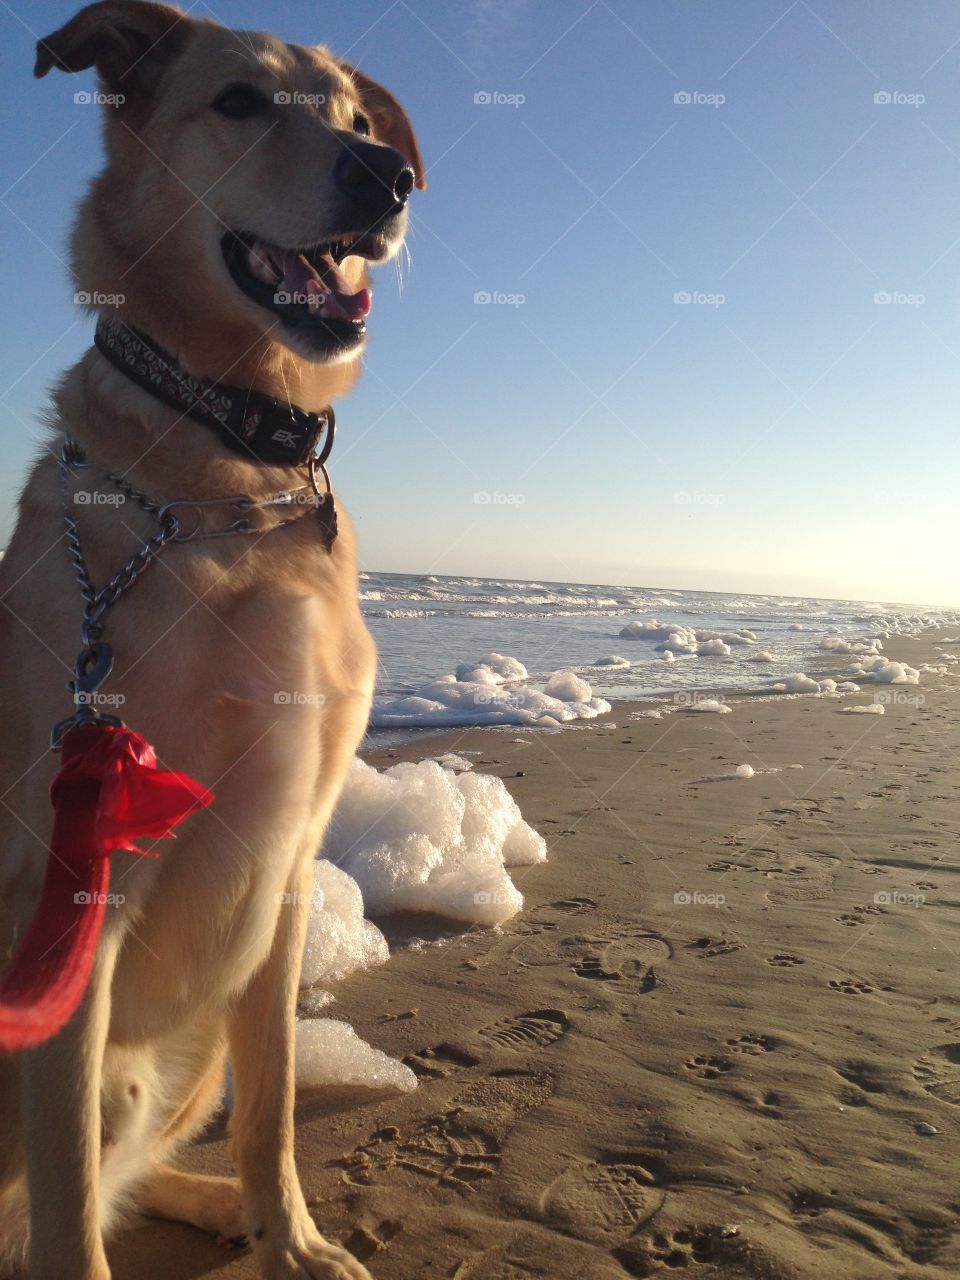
[36,1,424,393]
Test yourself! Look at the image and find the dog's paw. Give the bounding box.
[257,1229,373,1280]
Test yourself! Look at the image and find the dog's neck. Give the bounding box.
[55,321,343,505]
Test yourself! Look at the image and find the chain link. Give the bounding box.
[59,435,181,644]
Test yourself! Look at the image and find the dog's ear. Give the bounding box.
[34,1,189,101]
[339,64,426,191]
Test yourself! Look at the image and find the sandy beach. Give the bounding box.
[112,629,960,1280]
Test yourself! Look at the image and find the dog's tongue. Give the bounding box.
[277,247,371,321]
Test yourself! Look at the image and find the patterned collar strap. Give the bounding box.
[93,317,334,468]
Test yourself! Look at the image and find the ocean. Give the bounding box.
[361,571,951,727]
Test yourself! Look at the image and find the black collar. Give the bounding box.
[94,317,335,469]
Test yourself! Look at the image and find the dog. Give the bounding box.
[0,3,423,1277]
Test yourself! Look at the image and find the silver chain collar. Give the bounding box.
[59,436,182,650]
[51,435,326,747]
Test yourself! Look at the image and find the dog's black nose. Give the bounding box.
[334,141,415,216]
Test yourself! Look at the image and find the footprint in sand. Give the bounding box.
[343,1069,553,1192]
[513,925,672,992]
[570,929,672,993]
[452,1235,624,1280]
[624,1225,735,1271]
[913,1044,960,1105]
[479,1009,570,1053]
[828,977,875,995]
[540,1154,665,1244]
[691,937,742,959]
[513,897,598,937]
[835,1060,888,1096]
[684,1055,735,1080]
[341,1220,403,1262]
[548,897,599,915]
[836,904,885,927]
[726,1033,775,1055]
[403,1009,569,1080]
[766,953,805,967]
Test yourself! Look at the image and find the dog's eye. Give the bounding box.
[353,113,371,136]
[213,83,270,119]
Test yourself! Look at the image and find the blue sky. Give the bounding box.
[2,0,959,604]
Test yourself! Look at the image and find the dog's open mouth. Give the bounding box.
[222,231,385,347]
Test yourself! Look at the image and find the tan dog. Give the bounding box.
[0,3,423,1277]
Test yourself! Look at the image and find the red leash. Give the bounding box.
[0,722,212,1051]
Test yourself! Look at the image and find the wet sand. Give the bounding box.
[112,630,960,1280]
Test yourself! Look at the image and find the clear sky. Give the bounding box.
[1,0,958,604]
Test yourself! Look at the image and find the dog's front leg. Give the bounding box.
[229,857,372,1280]
[22,938,118,1280]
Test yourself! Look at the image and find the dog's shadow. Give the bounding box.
[110,1221,254,1280]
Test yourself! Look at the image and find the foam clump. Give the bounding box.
[295,1019,417,1093]
[686,699,732,714]
[544,670,593,701]
[594,655,630,667]
[769,672,821,694]
[619,620,751,657]
[455,651,528,684]
[619,619,673,639]
[853,655,920,685]
[372,653,610,729]
[658,627,698,654]
[842,703,884,715]
[735,764,756,778]
[428,753,474,771]
[746,651,774,663]
[300,860,389,988]
[819,635,881,656]
[322,757,545,925]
